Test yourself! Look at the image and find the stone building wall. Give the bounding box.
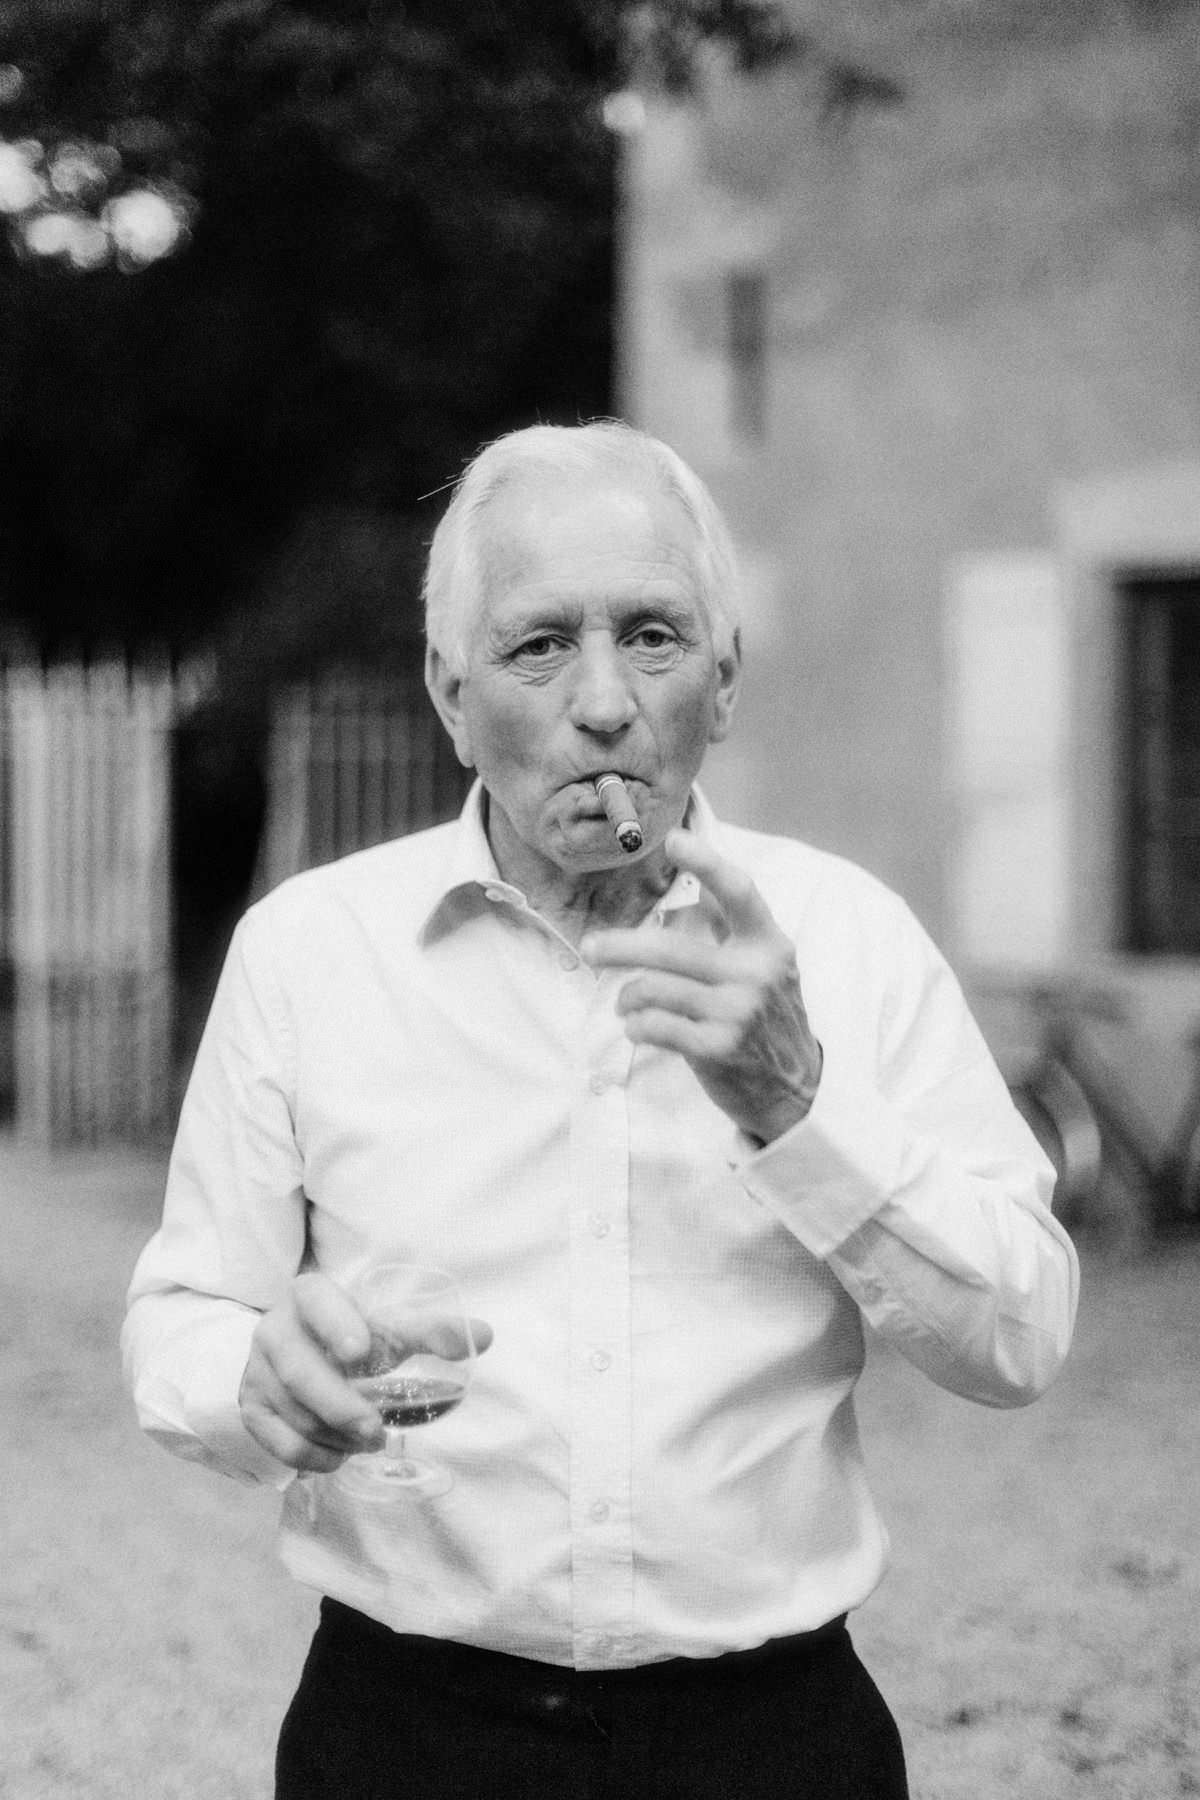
[618,0,1200,976]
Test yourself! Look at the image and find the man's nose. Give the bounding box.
[568,641,637,735]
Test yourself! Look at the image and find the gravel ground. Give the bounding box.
[1,1135,1197,1800]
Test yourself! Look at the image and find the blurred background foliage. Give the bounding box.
[0,0,901,1045]
[0,0,863,675]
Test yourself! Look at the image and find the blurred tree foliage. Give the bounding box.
[0,0,876,665]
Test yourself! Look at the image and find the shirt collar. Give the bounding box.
[418,780,719,944]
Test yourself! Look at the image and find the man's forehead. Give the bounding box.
[482,468,700,583]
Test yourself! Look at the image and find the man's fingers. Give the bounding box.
[412,1315,494,1360]
[292,1271,373,1365]
[243,1277,494,1475]
[620,1008,732,1061]
[260,1382,380,1453]
[581,835,779,976]
[265,1335,380,1434]
[663,828,776,937]
[615,970,724,1023]
[581,929,727,980]
[243,1400,369,1473]
[363,1315,494,1362]
[254,1291,381,1439]
[465,1316,494,1355]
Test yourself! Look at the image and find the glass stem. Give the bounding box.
[382,1427,408,1476]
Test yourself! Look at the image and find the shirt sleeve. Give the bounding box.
[121,903,305,1487]
[736,888,1080,1408]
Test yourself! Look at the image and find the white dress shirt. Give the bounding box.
[122,785,1078,1670]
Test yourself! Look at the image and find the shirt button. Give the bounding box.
[590,1349,612,1372]
[558,950,579,971]
[588,1072,609,1095]
[589,1500,611,1524]
[588,1213,610,1239]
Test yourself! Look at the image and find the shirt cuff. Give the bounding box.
[733,1052,910,1260]
[182,1311,297,1491]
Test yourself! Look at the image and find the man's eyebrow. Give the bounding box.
[485,582,699,639]
[487,601,582,640]
[605,591,705,635]
[621,591,696,622]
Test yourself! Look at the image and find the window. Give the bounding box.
[1122,571,1200,952]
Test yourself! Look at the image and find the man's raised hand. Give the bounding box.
[581,828,822,1147]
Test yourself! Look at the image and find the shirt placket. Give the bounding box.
[566,964,637,1669]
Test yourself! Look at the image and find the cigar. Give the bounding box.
[594,773,644,854]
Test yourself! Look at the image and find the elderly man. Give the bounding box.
[123,421,1078,1800]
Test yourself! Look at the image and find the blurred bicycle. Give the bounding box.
[1001,980,1200,1236]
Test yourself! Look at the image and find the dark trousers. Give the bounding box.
[276,1599,909,1800]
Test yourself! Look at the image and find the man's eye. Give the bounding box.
[515,635,561,659]
[630,626,676,650]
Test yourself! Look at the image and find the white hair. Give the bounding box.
[422,420,741,675]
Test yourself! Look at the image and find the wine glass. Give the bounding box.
[335,1262,478,1500]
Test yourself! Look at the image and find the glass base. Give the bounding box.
[335,1451,453,1502]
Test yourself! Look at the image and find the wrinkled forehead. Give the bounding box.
[475,467,706,602]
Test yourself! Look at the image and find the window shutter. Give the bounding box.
[944,553,1071,968]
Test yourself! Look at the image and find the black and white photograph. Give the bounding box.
[1,3,1197,1796]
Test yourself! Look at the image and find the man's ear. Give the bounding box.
[425,645,476,770]
[708,627,742,746]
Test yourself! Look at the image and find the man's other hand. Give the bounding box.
[581,828,823,1147]
[239,1272,492,1473]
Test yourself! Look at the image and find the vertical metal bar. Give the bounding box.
[362,683,386,847]
[95,661,119,1137]
[0,665,12,1119]
[314,681,334,868]
[18,667,54,1141]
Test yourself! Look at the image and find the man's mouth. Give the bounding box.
[574,774,631,799]
[575,771,635,792]
[575,789,609,817]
